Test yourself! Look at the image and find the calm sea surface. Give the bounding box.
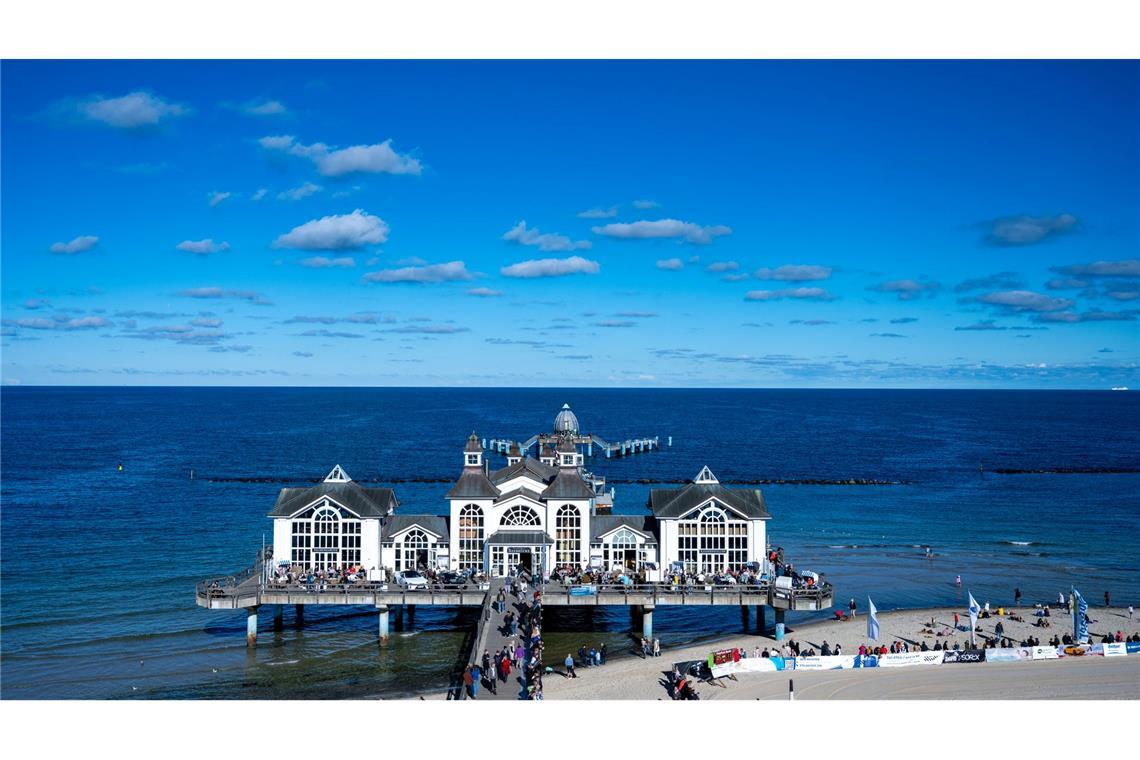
[2,387,1138,699]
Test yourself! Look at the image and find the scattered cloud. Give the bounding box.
[632,199,660,210]
[955,271,1024,293]
[502,221,590,252]
[869,279,942,301]
[50,235,99,254]
[299,256,355,268]
[591,218,731,245]
[3,315,112,331]
[190,317,223,328]
[22,299,51,310]
[251,188,268,202]
[754,264,832,281]
[467,287,503,297]
[207,191,232,207]
[745,287,835,301]
[656,258,684,271]
[706,261,739,273]
[955,320,1008,331]
[384,324,470,334]
[362,260,473,284]
[72,91,188,129]
[1033,310,1138,324]
[577,206,618,219]
[293,351,313,358]
[285,313,386,325]
[790,319,835,326]
[973,290,1074,313]
[277,182,322,201]
[870,332,907,338]
[176,239,230,255]
[982,213,1077,246]
[242,98,287,116]
[177,287,272,305]
[500,256,600,279]
[721,273,750,282]
[1049,259,1140,278]
[300,329,364,339]
[273,209,389,250]
[890,317,919,324]
[259,134,421,177]
[595,320,636,328]
[615,311,658,318]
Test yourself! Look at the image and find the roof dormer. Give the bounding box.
[693,465,718,485]
[324,464,351,483]
[557,437,577,468]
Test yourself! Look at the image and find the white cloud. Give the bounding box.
[745,287,835,301]
[1051,259,1140,278]
[242,99,287,116]
[208,191,232,207]
[250,188,268,202]
[76,91,188,129]
[50,235,99,254]
[273,209,389,250]
[362,261,473,284]
[3,315,112,330]
[190,317,223,327]
[984,213,1077,246]
[259,134,421,177]
[577,206,618,219]
[277,182,322,201]
[869,279,942,301]
[592,218,731,244]
[300,256,355,268]
[632,199,660,209]
[467,287,503,297]
[502,221,591,252]
[975,290,1074,312]
[706,261,738,273]
[176,239,230,256]
[754,264,832,281]
[656,258,684,270]
[177,287,272,305]
[500,256,600,279]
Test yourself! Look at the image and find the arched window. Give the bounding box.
[397,529,430,571]
[458,504,484,571]
[699,507,728,573]
[290,499,361,569]
[555,504,581,566]
[606,527,641,569]
[501,505,540,527]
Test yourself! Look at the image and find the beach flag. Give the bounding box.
[867,597,880,641]
[1073,586,1089,644]
[967,591,980,646]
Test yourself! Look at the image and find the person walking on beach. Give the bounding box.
[470,664,481,698]
[953,611,960,630]
[653,638,661,657]
[565,653,577,678]
[849,597,857,618]
[600,642,607,664]
[462,666,475,699]
[1015,587,1022,607]
[1129,605,1134,621]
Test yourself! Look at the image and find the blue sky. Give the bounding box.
[1,60,1137,387]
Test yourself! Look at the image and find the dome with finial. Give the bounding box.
[553,403,579,434]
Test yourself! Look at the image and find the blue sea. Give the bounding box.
[2,387,1138,699]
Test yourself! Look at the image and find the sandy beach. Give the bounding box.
[539,605,1140,700]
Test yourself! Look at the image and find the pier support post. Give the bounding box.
[588,442,593,456]
[642,605,654,640]
[295,604,304,627]
[377,605,390,644]
[274,605,284,630]
[668,436,673,447]
[757,605,766,634]
[741,605,751,631]
[775,608,786,642]
[407,604,416,627]
[246,606,259,648]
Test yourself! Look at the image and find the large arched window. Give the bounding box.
[458,505,484,571]
[290,500,361,569]
[397,529,430,571]
[501,505,540,527]
[555,504,581,566]
[605,527,642,569]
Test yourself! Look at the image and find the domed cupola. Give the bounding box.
[464,432,483,469]
[554,403,579,435]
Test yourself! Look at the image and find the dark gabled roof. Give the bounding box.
[591,514,658,543]
[648,483,771,520]
[269,481,397,518]
[381,514,450,542]
[465,432,483,453]
[488,456,557,486]
[485,530,554,546]
[495,486,546,504]
[446,468,499,499]
[541,469,595,500]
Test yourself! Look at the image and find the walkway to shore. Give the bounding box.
[470,576,541,700]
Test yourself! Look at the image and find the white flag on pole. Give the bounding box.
[968,591,980,646]
[867,596,880,641]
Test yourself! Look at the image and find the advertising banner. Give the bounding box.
[1103,643,1127,657]
[1126,642,1140,654]
[793,655,856,671]
[1030,646,1060,660]
[854,654,879,668]
[568,585,597,596]
[878,652,944,668]
[987,647,1030,662]
[941,649,986,664]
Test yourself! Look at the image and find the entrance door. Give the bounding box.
[699,553,726,574]
[623,549,638,569]
[415,548,429,569]
[313,550,337,571]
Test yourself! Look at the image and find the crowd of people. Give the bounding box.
[268,564,374,590]
[461,575,547,700]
